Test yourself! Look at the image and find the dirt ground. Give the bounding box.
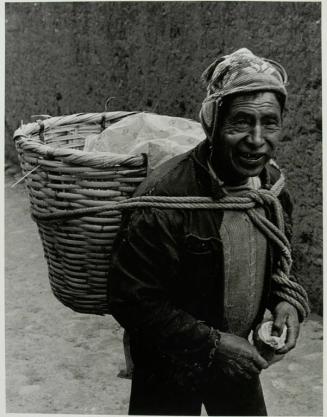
[5,174,323,416]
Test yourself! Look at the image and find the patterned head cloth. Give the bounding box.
[199,48,288,140]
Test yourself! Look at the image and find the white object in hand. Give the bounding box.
[257,321,287,350]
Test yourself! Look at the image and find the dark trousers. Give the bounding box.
[129,367,267,416]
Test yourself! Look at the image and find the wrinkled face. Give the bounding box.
[211,92,282,185]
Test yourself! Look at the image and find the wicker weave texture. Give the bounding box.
[14,112,147,314]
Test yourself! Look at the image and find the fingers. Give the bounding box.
[236,355,263,375]
[251,350,269,370]
[238,351,268,375]
[277,316,300,354]
[217,332,269,381]
[238,343,269,371]
[223,359,260,381]
[244,361,262,376]
[272,313,286,337]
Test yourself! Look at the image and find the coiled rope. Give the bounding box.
[32,172,310,321]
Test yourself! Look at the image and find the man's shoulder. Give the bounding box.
[134,148,199,197]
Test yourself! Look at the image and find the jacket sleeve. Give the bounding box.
[108,207,220,387]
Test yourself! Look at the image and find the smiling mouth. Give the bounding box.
[239,152,265,161]
[237,152,266,167]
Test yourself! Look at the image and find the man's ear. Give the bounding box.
[200,100,217,140]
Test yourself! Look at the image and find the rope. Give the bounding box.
[32,172,310,320]
[32,197,257,222]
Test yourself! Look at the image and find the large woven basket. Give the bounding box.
[13,112,147,315]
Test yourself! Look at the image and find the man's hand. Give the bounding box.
[214,332,269,380]
[272,301,300,354]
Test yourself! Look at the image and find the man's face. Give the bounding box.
[211,92,282,185]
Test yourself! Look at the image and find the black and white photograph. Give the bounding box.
[4,1,322,416]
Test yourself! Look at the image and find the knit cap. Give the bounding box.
[200,48,288,139]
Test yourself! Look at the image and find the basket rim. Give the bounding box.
[13,111,147,168]
[14,111,137,137]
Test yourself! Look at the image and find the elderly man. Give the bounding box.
[108,49,309,416]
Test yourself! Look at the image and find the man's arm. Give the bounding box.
[108,208,268,387]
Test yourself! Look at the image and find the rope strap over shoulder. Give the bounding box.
[238,175,310,321]
[32,172,310,320]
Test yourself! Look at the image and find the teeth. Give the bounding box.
[242,153,261,159]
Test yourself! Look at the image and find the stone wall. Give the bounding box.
[5,2,322,313]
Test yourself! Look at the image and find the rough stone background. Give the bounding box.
[5,2,322,313]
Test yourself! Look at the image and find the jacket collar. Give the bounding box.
[191,139,272,200]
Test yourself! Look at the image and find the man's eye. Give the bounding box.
[264,117,279,124]
[264,120,279,128]
[235,119,250,127]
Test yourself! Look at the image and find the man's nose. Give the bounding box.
[247,123,265,148]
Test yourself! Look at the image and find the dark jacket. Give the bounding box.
[108,139,294,389]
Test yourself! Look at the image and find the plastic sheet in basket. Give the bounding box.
[84,112,205,172]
